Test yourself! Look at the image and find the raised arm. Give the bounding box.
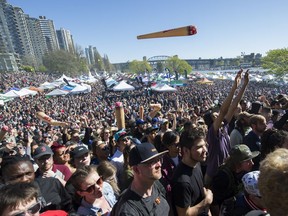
[225,70,249,123]
[212,70,242,133]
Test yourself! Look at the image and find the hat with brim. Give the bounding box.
[129,142,168,166]
[114,129,128,142]
[230,144,259,163]
[33,145,54,159]
[145,125,159,134]
[70,146,89,158]
[136,119,146,126]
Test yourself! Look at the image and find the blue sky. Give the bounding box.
[8,0,288,63]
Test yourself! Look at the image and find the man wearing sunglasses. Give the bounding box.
[0,182,41,216]
[1,156,73,213]
[111,142,170,216]
[0,182,68,216]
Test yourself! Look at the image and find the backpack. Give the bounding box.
[218,165,242,216]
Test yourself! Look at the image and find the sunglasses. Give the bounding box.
[78,176,103,193]
[100,146,110,151]
[14,202,41,216]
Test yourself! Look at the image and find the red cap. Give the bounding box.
[40,210,68,216]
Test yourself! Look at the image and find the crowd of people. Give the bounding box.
[0,69,288,216]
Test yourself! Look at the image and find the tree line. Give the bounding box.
[21,47,288,78]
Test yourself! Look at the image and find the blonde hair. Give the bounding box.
[97,161,120,195]
[259,148,288,216]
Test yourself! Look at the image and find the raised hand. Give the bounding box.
[233,69,243,88]
[243,69,249,85]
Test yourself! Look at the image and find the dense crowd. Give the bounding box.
[0,70,288,216]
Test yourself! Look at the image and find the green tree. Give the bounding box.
[38,65,47,72]
[42,50,87,76]
[129,60,152,74]
[103,54,115,73]
[156,61,164,73]
[262,48,288,77]
[21,65,35,72]
[165,56,192,75]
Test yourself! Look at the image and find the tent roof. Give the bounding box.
[46,89,69,96]
[113,81,135,91]
[196,77,213,84]
[39,82,58,89]
[70,85,89,94]
[4,90,23,98]
[18,88,38,96]
[151,84,177,92]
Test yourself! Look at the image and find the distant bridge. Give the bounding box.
[147,55,171,66]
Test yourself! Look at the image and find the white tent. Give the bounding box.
[39,82,58,90]
[46,89,69,96]
[82,83,92,92]
[4,90,23,98]
[113,81,135,91]
[106,77,118,88]
[70,84,90,94]
[262,74,275,81]
[18,88,38,96]
[0,93,14,102]
[250,76,262,82]
[151,84,177,92]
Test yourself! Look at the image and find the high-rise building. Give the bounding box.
[56,28,75,53]
[13,7,37,66]
[85,45,95,65]
[26,16,48,66]
[0,0,19,71]
[0,0,77,71]
[38,16,59,52]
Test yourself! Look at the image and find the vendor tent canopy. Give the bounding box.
[29,86,44,92]
[113,81,135,91]
[18,88,38,96]
[39,82,58,90]
[196,78,213,85]
[105,77,118,88]
[46,89,69,96]
[262,74,275,81]
[151,83,177,92]
[3,90,23,98]
[250,76,262,82]
[69,84,90,94]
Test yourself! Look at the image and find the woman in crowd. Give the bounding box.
[160,131,181,216]
[97,160,120,197]
[69,165,117,215]
[120,143,135,191]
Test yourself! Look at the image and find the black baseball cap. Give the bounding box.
[129,142,168,166]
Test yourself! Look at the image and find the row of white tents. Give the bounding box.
[201,72,288,84]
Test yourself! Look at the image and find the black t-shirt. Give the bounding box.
[172,162,205,210]
[111,182,169,216]
[35,177,73,213]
